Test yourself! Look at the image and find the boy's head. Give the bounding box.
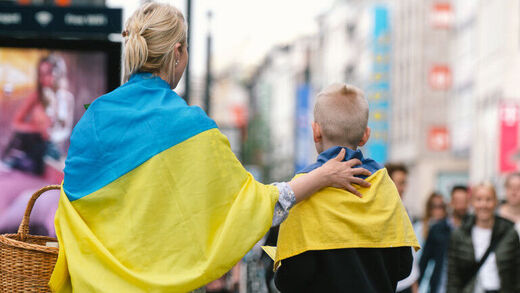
[312,83,370,153]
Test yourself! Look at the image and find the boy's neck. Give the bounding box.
[320,141,357,153]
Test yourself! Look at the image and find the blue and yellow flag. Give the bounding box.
[274,147,419,269]
[49,73,279,292]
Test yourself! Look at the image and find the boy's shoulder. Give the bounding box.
[297,147,384,179]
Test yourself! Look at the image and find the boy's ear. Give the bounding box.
[312,122,322,143]
[358,127,371,147]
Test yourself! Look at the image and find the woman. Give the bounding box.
[447,183,520,293]
[1,56,56,175]
[413,192,446,293]
[416,192,447,245]
[498,173,520,223]
[49,3,371,292]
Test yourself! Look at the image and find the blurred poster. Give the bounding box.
[0,47,107,235]
[365,5,390,163]
[294,84,312,172]
[499,103,519,173]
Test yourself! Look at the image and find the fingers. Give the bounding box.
[333,148,346,161]
[349,177,371,188]
[344,158,362,167]
[350,167,372,177]
[345,184,363,197]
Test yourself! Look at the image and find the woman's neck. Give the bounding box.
[502,204,520,221]
[475,217,494,229]
[506,203,520,214]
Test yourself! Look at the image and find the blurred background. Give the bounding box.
[0,0,519,291]
[1,0,519,228]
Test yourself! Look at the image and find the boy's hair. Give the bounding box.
[314,83,369,147]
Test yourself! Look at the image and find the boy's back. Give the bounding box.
[273,84,418,293]
[274,148,414,293]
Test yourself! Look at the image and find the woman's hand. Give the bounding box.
[288,149,371,203]
[318,148,371,196]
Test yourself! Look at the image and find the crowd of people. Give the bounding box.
[386,165,520,293]
[203,161,520,293]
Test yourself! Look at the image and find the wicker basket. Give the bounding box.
[0,185,60,292]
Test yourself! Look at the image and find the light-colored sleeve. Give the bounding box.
[271,182,296,227]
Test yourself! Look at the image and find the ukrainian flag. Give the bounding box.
[274,147,419,270]
[49,73,279,292]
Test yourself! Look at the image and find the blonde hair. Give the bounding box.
[122,2,187,86]
[314,83,368,147]
[472,182,497,199]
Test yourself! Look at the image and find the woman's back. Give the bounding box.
[63,73,215,200]
[51,73,280,292]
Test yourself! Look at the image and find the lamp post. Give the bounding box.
[204,10,212,115]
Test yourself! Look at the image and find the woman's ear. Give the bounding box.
[312,122,322,143]
[173,43,182,62]
[358,127,371,147]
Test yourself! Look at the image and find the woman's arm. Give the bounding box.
[271,149,371,226]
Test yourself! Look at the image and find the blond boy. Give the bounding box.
[274,84,419,293]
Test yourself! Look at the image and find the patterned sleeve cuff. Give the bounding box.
[271,182,296,227]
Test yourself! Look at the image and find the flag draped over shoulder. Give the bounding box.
[49,73,279,292]
[274,147,420,270]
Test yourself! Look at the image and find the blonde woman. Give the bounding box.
[49,3,371,292]
[447,183,520,293]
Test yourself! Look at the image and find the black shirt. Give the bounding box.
[275,247,413,293]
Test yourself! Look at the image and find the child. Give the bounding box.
[273,84,420,293]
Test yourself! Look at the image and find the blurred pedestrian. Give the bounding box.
[498,173,520,227]
[447,183,520,293]
[385,163,419,293]
[415,192,447,245]
[419,185,469,293]
[386,163,408,199]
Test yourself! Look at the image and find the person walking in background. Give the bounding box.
[414,192,447,245]
[498,173,520,237]
[386,163,408,200]
[419,185,469,293]
[447,183,520,293]
[385,162,419,293]
[406,192,446,293]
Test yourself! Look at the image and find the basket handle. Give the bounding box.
[17,185,61,241]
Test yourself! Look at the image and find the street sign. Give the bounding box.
[428,126,449,151]
[431,2,453,29]
[0,5,122,37]
[429,65,452,90]
[499,103,519,173]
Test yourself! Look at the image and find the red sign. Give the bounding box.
[55,0,71,6]
[231,104,248,128]
[428,126,449,151]
[431,3,453,29]
[429,65,452,90]
[499,104,519,173]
